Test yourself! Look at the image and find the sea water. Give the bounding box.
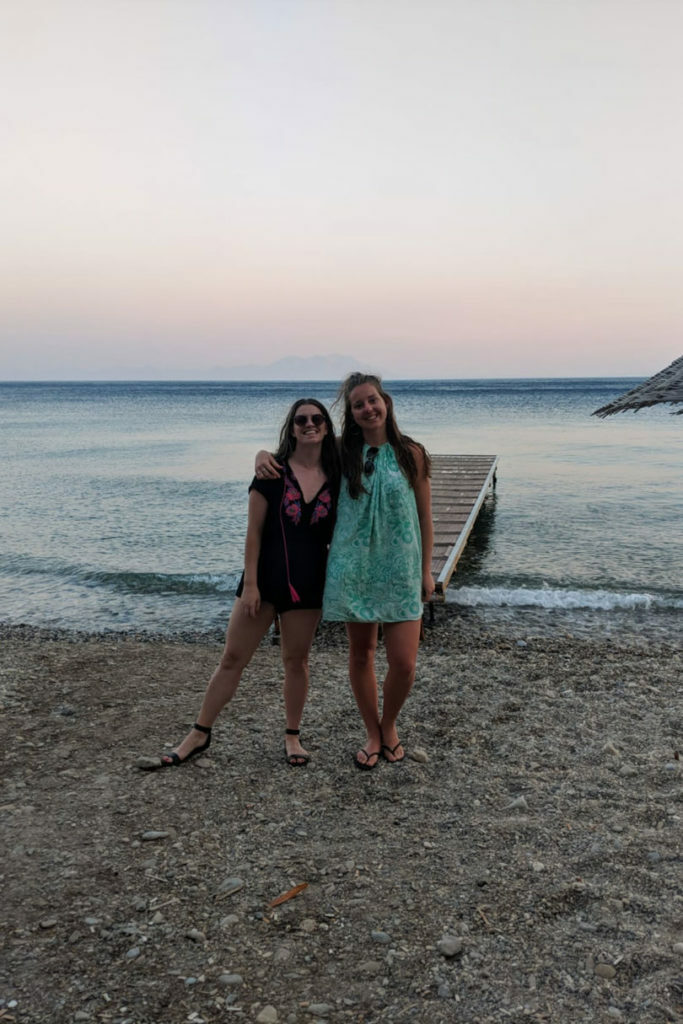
[1,379,681,638]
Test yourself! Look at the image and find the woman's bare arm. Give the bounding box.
[255,450,282,479]
[411,445,435,602]
[241,489,268,617]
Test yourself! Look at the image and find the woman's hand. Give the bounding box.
[255,450,282,480]
[241,583,261,618]
[422,571,435,603]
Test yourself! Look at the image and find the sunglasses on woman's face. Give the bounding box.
[294,413,325,427]
[364,446,379,475]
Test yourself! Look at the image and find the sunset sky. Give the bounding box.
[2,0,681,380]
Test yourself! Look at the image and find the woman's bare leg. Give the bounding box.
[279,608,321,763]
[379,619,421,761]
[164,598,274,762]
[346,622,382,767]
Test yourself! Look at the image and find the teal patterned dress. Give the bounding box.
[322,443,423,622]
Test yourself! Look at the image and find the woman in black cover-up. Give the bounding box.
[148,399,338,769]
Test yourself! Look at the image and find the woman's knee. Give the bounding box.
[386,650,417,680]
[349,643,376,670]
[219,646,248,673]
[281,651,309,675]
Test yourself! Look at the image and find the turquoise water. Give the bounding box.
[1,379,681,636]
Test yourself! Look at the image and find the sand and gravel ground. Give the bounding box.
[1,612,682,1024]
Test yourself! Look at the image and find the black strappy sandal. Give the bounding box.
[159,723,212,768]
[284,728,310,767]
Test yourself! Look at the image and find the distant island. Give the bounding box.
[214,354,374,381]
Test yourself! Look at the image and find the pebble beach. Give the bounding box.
[2,609,682,1024]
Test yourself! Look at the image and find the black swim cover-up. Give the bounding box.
[235,464,336,613]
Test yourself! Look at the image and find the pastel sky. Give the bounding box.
[2,0,682,379]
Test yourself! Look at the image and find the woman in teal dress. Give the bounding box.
[256,373,434,770]
[323,373,434,769]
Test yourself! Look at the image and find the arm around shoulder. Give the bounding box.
[255,450,282,479]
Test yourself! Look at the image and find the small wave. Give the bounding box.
[0,557,237,596]
[448,585,683,612]
[80,569,237,596]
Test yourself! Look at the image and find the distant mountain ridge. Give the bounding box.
[217,353,374,380]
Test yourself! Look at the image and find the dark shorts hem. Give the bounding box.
[235,576,323,616]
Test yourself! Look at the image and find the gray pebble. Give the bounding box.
[256,1007,278,1024]
[371,930,391,944]
[300,918,317,933]
[607,1008,623,1019]
[307,1005,330,1017]
[217,877,244,897]
[437,982,451,998]
[220,914,240,929]
[595,963,616,979]
[507,795,529,810]
[136,756,162,770]
[140,831,169,841]
[126,946,141,960]
[437,935,463,957]
[39,918,57,929]
[358,960,382,975]
[218,973,243,986]
[409,748,429,763]
[673,942,683,954]
[185,928,205,942]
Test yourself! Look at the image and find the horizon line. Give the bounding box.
[0,374,647,384]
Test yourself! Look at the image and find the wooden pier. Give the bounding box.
[430,454,498,598]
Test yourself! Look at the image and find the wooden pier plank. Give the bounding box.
[429,454,498,598]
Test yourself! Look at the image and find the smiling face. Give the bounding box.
[291,402,328,447]
[349,383,388,439]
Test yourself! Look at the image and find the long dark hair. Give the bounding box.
[337,373,431,499]
[275,397,340,493]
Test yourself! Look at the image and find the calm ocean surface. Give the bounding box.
[1,379,681,639]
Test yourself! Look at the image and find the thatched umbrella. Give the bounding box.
[592,354,683,417]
